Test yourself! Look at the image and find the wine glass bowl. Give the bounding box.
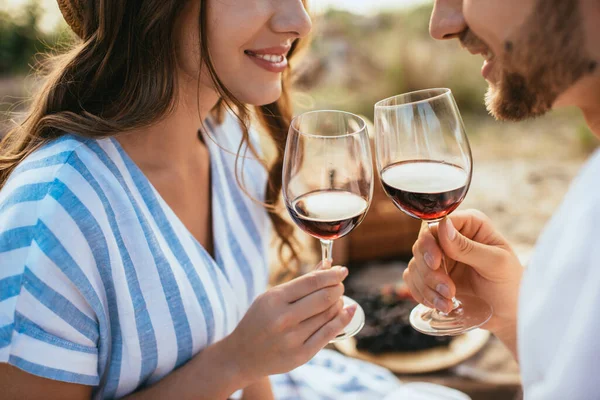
[379,160,469,221]
[374,89,492,336]
[283,110,374,342]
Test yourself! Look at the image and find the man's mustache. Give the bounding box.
[459,29,487,50]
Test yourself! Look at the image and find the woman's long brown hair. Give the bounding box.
[0,0,303,282]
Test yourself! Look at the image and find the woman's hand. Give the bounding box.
[225,263,355,383]
[404,210,523,353]
[240,377,274,400]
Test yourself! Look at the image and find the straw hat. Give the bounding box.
[56,0,86,38]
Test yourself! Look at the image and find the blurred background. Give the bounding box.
[2,0,597,398]
[2,0,597,260]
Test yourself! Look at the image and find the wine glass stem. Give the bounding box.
[320,239,333,264]
[427,220,461,312]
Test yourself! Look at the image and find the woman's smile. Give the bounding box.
[244,45,291,73]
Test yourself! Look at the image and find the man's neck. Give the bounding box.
[558,74,600,139]
[577,76,600,138]
[580,0,600,137]
[582,107,600,138]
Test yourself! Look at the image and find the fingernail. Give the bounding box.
[446,218,457,241]
[424,252,434,269]
[434,297,448,312]
[316,260,331,270]
[340,266,348,278]
[345,304,358,317]
[436,283,451,299]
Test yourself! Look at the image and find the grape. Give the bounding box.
[351,289,452,354]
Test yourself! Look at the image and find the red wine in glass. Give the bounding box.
[380,160,468,221]
[375,89,492,336]
[288,189,369,240]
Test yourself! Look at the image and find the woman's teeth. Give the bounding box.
[253,53,284,63]
[483,50,494,61]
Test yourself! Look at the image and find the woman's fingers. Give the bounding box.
[289,283,345,322]
[297,298,344,339]
[315,259,332,270]
[279,266,347,303]
[303,304,356,352]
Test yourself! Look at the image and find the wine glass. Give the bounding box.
[374,88,492,336]
[283,110,373,342]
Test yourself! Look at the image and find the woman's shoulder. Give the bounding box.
[4,134,109,190]
[0,133,103,387]
[0,134,128,247]
[0,134,120,312]
[2,133,124,206]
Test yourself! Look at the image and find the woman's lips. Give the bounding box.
[245,49,289,73]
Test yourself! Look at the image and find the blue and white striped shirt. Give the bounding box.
[0,112,463,400]
[0,114,270,398]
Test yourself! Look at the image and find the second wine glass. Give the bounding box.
[283,110,373,342]
[374,88,492,336]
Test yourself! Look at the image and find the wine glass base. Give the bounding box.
[410,294,492,336]
[329,296,365,343]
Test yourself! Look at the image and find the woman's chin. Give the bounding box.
[235,84,282,107]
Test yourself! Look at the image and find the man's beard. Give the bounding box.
[463,0,593,122]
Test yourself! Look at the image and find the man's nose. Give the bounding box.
[429,0,467,40]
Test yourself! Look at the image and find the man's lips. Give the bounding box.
[461,43,496,79]
[459,29,494,61]
[460,39,496,79]
[464,46,488,56]
[482,58,495,80]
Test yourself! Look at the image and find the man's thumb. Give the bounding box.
[438,217,492,273]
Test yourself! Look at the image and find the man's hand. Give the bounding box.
[404,209,523,356]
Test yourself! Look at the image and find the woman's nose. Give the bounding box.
[271,0,312,39]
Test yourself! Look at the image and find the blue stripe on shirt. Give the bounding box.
[111,139,217,352]
[7,136,80,181]
[211,160,255,305]
[14,312,97,354]
[0,275,21,302]
[63,154,133,398]
[205,119,263,254]
[0,323,14,348]
[0,226,35,254]
[31,220,107,331]
[22,266,99,344]
[32,217,109,392]
[80,141,171,384]
[0,182,53,214]
[9,355,99,385]
[212,245,242,323]
[14,151,78,175]
[192,240,230,334]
